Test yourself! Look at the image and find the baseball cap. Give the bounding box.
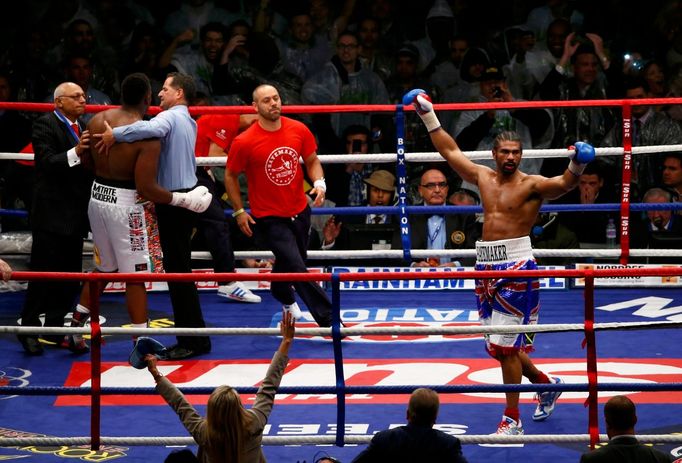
[397,43,419,61]
[129,336,169,369]
[364,170,396,192]
[480,66,505,82]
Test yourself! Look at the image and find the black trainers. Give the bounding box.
[61,335,90,354]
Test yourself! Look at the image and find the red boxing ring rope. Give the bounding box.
[2,96,682,114]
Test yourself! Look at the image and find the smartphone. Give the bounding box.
[492,87,503,98]
[351,139,362,152]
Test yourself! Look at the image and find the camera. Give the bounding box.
[492,86,503,98]
[624,53,643,70]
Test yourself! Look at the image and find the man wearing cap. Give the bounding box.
[452,66,552,193]
[323,169,397,250]
[393,168,481,267]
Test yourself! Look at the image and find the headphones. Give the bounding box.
[532,212,558,238]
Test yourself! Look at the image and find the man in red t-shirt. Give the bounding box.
[225,84,332,326]
[193,112,261,303]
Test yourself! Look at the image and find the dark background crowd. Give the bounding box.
[1,0,682,264]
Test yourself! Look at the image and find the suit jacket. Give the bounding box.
[30,112,93,237]
[393,212,481,266]
[352,423,468,463]
[580,436,673,463]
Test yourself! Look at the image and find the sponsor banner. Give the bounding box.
[276,306,482,343]
[102,267,324,293]
[574,263,682,287]
[332,266,566,291]
[56,358,682,406]
[0,427,128,460]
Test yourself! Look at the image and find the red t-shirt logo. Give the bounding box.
[265,146,298,186]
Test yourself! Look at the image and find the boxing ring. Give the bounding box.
[1,98,682,462]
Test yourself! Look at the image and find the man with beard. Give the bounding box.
[224,84,332,327]
[405,88,595,435]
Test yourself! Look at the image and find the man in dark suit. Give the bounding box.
[395,168,481,267]
[18,81,93,355]
[352,388,468,463]
[580,395,674,462]
[321,169,400,267]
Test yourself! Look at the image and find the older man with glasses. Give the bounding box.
[18,81,93,355]
[395,168,480,267]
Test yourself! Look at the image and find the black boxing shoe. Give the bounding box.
[60,335,90,355]
[163,344,210,360]
[18,335,44,356]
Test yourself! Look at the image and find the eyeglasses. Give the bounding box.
[420,181,448,190]
[59,93,86,101]
[337,43,358,50]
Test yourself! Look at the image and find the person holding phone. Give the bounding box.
[325,124,376,208]
[452,66,553,194]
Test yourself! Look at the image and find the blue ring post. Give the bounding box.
[395,104,412,261]
[331,271,346,447]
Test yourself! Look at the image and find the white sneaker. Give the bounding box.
[217,282,261,303]
[283,302,303,320]
[496,415,524,435]
[533,376,563,421]
[478,415,525,447]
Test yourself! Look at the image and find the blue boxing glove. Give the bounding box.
[567,141,595,176]
[402,88,441,132]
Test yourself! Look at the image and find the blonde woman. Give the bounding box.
[146,311,295,462]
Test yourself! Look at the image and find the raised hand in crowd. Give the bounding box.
[322,216,342,247]
[0,259,12,281]
[585,33,610,69]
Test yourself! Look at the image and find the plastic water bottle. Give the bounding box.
[606,218,617,248]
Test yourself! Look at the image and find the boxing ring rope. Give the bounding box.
[3,267,682,450]
[1,98,682,452]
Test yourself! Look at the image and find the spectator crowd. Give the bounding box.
[1,0,682,260]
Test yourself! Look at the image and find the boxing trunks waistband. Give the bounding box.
[91,181,143,207]
[475,236,533,265]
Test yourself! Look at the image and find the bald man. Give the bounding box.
[18,82,93,355]
[580,395,674,462]
[352,388,468,462]
[225,84,332,327]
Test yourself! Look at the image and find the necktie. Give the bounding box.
[633,119,641,145]
[348,171,364,206]
[373,215,383,224]
[632,119,642,184]
[72,123,80,138]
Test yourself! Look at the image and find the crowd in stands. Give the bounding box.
[1,0,682,263]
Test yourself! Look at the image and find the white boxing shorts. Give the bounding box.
[88,181,163,274]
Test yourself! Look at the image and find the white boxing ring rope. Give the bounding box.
[4,143,682,163]
[4,319,682,337]
[2,433,682,447]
